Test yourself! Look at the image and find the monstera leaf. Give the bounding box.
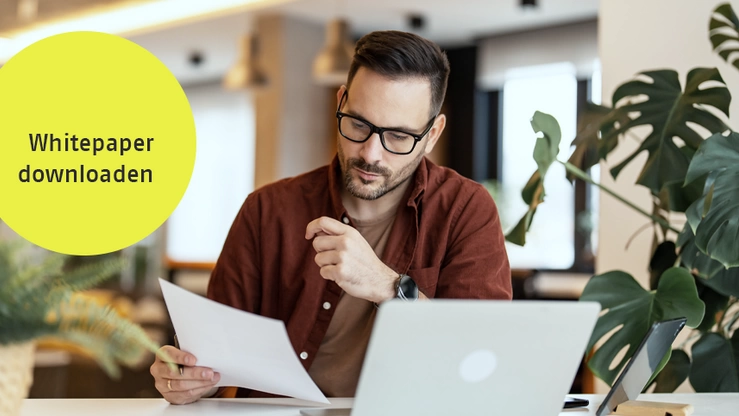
[679,225,739,298]
[689,332,739,392]
[580,268,704,385]
[649,241,678,290]
[601,68,730,196]
[651,349,691,393]
[685,132,739,268]
[661,145,708,213]
[679,225,725,279]
[566,103,613,180]
[710,3,739,71]
[505,111,561,245]
[694,279,730,333]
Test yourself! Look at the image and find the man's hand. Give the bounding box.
[306,216,398,303]
[150,345,221,405]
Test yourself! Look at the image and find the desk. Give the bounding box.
[19,394,739,415]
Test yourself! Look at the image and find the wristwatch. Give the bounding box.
[395,274,418,301]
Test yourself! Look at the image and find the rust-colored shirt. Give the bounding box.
[207,156,511,398]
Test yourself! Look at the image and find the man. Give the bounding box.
[150,30,511,404]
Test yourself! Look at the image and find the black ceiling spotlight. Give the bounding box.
[188,51,205,67]
[521,0,537,8]
[407,14,425,31]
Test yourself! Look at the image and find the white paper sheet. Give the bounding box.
[158,278,329,404]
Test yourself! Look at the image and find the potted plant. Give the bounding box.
[0,235,170,415]
[508,3,739,392]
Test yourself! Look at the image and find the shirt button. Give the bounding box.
[342,216,349,224]
[323,302,331,310]
[300,352,308,360]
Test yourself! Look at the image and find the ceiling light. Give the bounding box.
[17,0,39,22]
[223,33,268,90]
[313,19,354,86]
[407,14,425,31]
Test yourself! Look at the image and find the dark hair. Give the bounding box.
[347,31,450,117]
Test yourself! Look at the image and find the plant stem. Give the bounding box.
[561,161,681,234]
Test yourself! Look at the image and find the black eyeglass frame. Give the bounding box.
[335,91,437,155]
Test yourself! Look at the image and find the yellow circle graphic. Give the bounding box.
[0,32,196,255]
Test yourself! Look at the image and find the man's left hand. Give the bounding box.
[306,216,397,303]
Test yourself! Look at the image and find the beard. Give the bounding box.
[338,143,425,201]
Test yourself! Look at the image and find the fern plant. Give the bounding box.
[0,237,166,378]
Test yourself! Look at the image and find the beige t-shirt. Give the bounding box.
[307,210,397,397]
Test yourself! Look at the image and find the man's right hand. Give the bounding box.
[150,345,221,404]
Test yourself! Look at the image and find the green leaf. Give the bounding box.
[580,268,704,385]
[597,107,634,161]
[679,225,726,279]
[505,112,561,246]
[680,225,739,299]
[661,146,707,213]
[567,103,613,180]
[649,241,677,290]
[9,253,66,304]
[651,349,691,393]
[685,132,739,268]
[694,279,730,332]
[505,171,541,245]
[644,349,672,392]
[602,68,730,195]
[531,111,561,178]
[702,270,739,298]
[689,332,739,392]
[49,331,122,378]
[710,3,739,71]
[0,239,26,286]
[44,297,161,378]
[58,256,127,292]
[0,238,164,379]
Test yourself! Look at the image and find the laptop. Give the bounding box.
[595,317,687,416]
[301,300,600,416]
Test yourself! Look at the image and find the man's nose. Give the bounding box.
[359,132,385,164]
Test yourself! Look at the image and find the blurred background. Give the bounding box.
[1,0,731,399]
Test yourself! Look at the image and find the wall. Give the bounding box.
[597,0,739,393]
[254,15,331,188]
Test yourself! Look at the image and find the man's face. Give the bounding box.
[337,67,442,201]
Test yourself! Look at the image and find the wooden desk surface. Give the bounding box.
[20,394,739,416]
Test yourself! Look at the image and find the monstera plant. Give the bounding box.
[508,3,739,392]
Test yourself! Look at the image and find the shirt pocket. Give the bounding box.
[406,266,441,298]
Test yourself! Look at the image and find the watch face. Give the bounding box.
[397,274,418,301]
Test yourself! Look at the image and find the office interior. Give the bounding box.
[1,0,737,402]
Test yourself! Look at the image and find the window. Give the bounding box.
[165,83,255,263]
[499,62,578,270]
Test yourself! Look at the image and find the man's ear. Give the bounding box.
[423,114,446,155]
[336,85,347,107]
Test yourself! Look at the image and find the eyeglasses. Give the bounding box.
[336,91,437,155]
